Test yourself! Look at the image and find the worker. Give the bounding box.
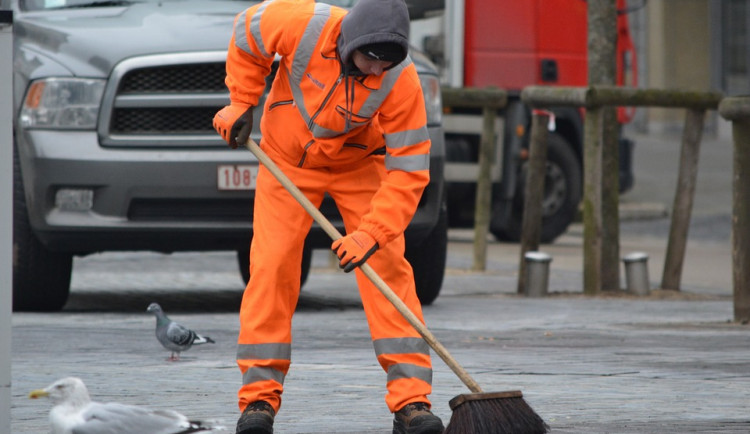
[213,0,443,433]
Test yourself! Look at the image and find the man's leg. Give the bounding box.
[328,159,442,433]
[236,157,324,426]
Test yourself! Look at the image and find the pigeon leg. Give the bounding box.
[168,352,180,362]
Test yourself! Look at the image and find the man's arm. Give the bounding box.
[357,65,431,248]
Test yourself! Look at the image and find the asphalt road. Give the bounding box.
[11,130,748,433]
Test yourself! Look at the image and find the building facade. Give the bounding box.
[632,0,748,136]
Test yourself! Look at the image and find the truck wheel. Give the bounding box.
[13,144,72,312]
[237,244,312,288]
[492,133,582,243]
[405,206,447,306]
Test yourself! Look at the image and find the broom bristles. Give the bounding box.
[444,391,549,434]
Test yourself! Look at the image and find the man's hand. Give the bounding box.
[213,105,254,149]
[331,231,379,273]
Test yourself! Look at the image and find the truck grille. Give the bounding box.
[99,52,232,147]
[111,107,218,134]
[118,63,227,93]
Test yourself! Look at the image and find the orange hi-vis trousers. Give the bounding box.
[237,145,434,415]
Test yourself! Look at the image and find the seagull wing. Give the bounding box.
[73,401,200,434]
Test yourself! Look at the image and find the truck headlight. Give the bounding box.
[419,74,442,126]
[20,78,106,129]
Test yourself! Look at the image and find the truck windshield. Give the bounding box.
[19,0,360,13]
[18,0,252,12]
[44,0,135,10]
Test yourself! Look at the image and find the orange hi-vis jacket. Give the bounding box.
[225,0,431,248]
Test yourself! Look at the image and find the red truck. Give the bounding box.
[415,0,637,242]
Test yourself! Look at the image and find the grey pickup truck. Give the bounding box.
[10,0,447,311]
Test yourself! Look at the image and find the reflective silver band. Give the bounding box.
[242,366,286,386]
[288,2,331,127]
[248,1,273,58]
[286,4,409,139]
[385,153,430,172]
[373,337,430,356]
[237,343,291,360]
[385,125,430,149]
[292,2,331,84]
[234,1,274,59]
[357,59,409,118]
[234,10,252,55]
[387,363,433,384]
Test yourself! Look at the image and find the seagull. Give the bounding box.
[147,302,215,361]
[28,376,222,433]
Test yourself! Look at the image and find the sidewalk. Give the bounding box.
[445,222,732,299]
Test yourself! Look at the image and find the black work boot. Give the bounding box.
[236,400,275,434]
[392,402,444,434]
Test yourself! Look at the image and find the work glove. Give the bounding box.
[213,105,254,149]
[331,231,379,273]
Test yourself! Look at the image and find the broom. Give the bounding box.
[244,138,548,434]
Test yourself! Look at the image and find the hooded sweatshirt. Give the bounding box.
[224,0,431,248]
[338,0,410,67]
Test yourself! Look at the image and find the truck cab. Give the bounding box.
[415,0,636,242]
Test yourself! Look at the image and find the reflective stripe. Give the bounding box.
[234,2,274,59]
[385,125,430,149]
[387,363,433,384]
[285,2,409,139]
[286,65,313,130]
[237,343,291,360]
[386,153,430,172]
[233,10,252,55]
[356,59,409,119]
[249,1,273,58]
[310,60,408,138]
[303,60,406,139]
[373,337,430,356]
[310,117,348,138]
[292,2,331,85]
[287,3,331,128]
[242,366,286,386]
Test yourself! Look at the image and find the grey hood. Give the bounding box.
[338,0,410,66]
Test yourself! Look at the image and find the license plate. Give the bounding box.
[217,165,257,191]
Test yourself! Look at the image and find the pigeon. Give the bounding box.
[28,376,222,433]
[147,302,215,361]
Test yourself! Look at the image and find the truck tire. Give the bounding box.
[13,144,73,312]
[237,244,312,288]
[405,206,447,306]
[492,133,582,243]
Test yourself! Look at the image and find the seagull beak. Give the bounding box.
[28,389,49,399]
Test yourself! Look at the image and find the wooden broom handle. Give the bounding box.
[245,139,483,394]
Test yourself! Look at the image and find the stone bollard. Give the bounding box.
[622,252,651,295]
[524,251,552,297]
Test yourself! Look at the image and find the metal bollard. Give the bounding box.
[524,251,552,297]
[622,252,651,295]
